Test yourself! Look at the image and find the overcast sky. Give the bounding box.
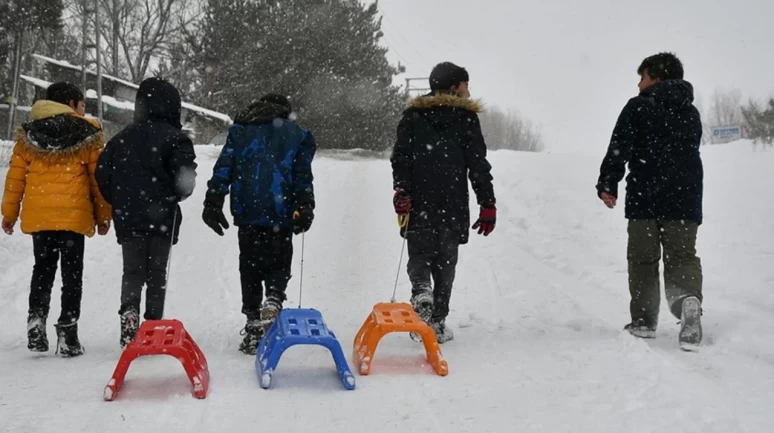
[375,0,774,153]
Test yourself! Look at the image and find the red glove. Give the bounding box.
[472,202,496,236]
[393,190,412,214]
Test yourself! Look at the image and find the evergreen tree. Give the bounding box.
[1,0,64,98]
[192,0,404,150]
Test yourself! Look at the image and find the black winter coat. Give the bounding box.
[96,78,197,244]
[596,80,704,223]
[391,93,495,245]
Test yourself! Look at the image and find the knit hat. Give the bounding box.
[260,93,292,112]
[429,62,469,91]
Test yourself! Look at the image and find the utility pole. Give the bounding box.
[6,32,23,140]
[95,0,103,124]
[80,0,91,93]
[404,77,430,98]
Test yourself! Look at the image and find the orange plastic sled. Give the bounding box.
[353,302,448,376]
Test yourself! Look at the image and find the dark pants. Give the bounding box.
[627,219,703,325]
[406,227,460,321]
[238,226,293,320]
[119,236,172,320]
[28,231,85,325]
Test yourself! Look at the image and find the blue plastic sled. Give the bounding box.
[255,308,356,390]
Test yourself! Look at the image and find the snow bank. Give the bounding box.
[0,139,772,432]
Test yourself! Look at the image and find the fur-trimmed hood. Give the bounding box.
[407,93,483,113]
[406,92,483,128]
[18,100,102,156]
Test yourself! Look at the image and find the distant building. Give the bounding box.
[7,54,232,143]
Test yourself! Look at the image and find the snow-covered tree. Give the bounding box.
[479,106,544,152]
[192,0,404,150]
[0,0,64,98]
[742,98,774,147]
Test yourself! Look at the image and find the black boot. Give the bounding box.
[260,297,283,334]
[120,308,140,349]
[624,317,657,339]
[431,318,454,344]
[239,319,264,355]
[54,322,84,357]
[27,313,48,352]
[409,287,433,342]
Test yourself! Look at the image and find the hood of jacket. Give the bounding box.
[640,79,695,109]
[406,92,484,128]
[233,100,292,125]
[134,77,182,128]
[18,100,102,155]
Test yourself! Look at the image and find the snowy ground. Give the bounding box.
[1,141,773,433]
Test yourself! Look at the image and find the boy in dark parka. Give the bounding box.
[96,77,197,348]
[391,62,496,344]
[596,52,704,351]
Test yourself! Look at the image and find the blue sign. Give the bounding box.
[713,126,741,137]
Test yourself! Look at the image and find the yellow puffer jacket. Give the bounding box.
[1,100,112,237]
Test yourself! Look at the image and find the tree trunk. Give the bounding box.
[6,31,23,140]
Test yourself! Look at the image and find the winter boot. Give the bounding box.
[410,288,434,324]
[238,319,263,355]
[54,322,84,357]
[431,319,454,344]
[260,297,283,333]
[679,296,702,351]
[624,318,657,339]
[120,309,140,349]
[409,288,434,342]
[27,313,48,352]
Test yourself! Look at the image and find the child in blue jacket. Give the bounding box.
[202,94,315,355]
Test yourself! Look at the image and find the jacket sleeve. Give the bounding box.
[292,129,316,208]
[95,138,115,205]
[596,99,638,198]
[464,114,496,205]
[169,132,198,202]
[86,137,112,224]
[390,113,414,192]
[1,142,29,223]
[206,128,237,199]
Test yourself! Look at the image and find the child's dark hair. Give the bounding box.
[46,82,84,106]
[637,52,684,81]
[429,62,469,91]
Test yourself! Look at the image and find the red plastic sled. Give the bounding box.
[103,319,210,401]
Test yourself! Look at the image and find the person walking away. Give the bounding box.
[596,52,704,351]
[390,62,496,344]
[1,82,112,357]
[96,77,197,348]
[201,93,316,355]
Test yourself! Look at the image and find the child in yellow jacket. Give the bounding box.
[1,82,112,357]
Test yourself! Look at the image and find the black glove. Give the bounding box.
[293,205,314,235]
[202,191,229,236]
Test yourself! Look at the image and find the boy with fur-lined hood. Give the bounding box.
[390,62,496,344]
[1,82,112,357]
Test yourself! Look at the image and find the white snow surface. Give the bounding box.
[1,141,773,432]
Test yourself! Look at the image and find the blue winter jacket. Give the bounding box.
[206,101,316,228]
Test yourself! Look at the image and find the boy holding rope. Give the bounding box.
[202,94,316,355]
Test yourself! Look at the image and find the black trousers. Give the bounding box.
[28,231,85,325]
[119,236,171,320]
[406,227,460,321]
[238,226,293,320]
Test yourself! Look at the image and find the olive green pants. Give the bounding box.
[627,219,703,325]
